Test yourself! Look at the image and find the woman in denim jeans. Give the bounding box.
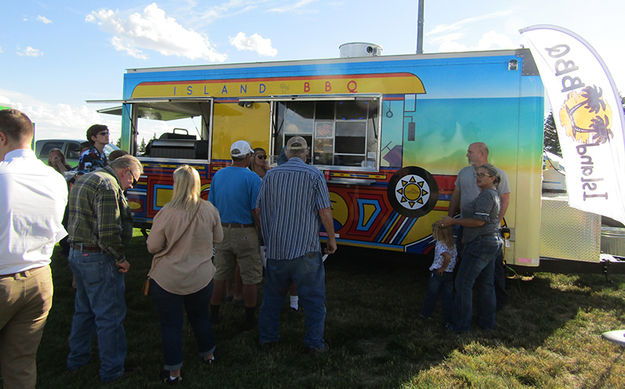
[146,165,224,384]
[441,163,503,333]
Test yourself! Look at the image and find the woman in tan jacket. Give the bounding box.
[146,165,223,384]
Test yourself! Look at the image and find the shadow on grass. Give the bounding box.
[33,237,625,388]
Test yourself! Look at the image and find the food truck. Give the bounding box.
[100,44,622,268]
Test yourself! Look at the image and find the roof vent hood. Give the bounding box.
[339,42,383,58]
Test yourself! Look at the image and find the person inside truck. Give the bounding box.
[77,124,109,173]
[249,147,270,178]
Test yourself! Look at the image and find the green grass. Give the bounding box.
[29,231,625,388]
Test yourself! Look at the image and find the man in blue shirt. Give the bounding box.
[256,136,337,353]
[209,140,262,330]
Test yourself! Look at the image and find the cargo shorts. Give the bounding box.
[213,226,263,284]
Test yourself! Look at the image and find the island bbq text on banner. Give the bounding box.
[521,24,625,225]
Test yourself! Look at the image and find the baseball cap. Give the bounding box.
[285,136,308,153]
[230,140,253,157]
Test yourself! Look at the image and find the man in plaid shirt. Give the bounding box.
[66,155,142,383]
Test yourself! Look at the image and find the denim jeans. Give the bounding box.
[67,249,126,382]
[259,252,326,349]
[494,247,508,310]
[150,279,216,371]
[453,235,502,332]
[420,271,453,323]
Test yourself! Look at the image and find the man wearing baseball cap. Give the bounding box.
[208,140,262,330]
[256,136,337,353]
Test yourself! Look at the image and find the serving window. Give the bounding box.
[123,100,212,160]
[273,99,379,168]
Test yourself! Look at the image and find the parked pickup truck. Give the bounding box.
[35,139,119,167]
[35,139,83,167]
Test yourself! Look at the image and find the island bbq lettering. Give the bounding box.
[576,143,608,200]
[545,44,585,93]
[166,77,363,97]
[546,44,608,202]
[302,79,358,93]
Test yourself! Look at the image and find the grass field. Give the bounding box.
[29,231,625,388]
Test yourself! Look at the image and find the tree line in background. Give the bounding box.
[115,134,155,154]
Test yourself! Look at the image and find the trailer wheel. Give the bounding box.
[387,166,438,218]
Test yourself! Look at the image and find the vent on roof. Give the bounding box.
[339,42,383,58]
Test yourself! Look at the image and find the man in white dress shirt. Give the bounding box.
[0,109,68,389]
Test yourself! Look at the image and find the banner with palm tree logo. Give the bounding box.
[521,24,625,225]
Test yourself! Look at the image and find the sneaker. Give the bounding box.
[160,370,182,385]
[307,342,329,354]
[202,354,215,365]
[162,376,182,385]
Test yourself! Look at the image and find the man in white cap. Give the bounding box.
[209,140,262,330]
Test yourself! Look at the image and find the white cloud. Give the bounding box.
[37,15,52,24]
[426,10,519,53]
[85,3,227,62]
[426,10,514,37]
[0,88,120,141]
[0,95,12,106]
[230,32,277,57]
[433,30,516,53]
[476,30,515,50]
[17,46,43,57]
[268,0,316,13]
[198,0,262,23]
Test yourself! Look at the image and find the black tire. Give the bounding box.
[387,166,438,218]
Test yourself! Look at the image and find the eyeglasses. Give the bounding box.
[129,169,139,187]
[98,131,109,136]
[256,155,267,160]
[476,173,492,178]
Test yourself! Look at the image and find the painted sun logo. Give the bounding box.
[559,85,614,144]
[395,174,430,210]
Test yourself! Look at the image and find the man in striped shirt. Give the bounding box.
[256,136,337,353]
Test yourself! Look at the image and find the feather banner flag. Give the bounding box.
[520,24,625,225]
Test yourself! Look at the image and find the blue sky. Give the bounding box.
[1,0,624,143]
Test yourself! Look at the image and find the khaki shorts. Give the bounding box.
[214,226,262,284]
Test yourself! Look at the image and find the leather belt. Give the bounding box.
[72,243,102,253]
[221,223,254,228]
[0,271,30,279]
[0,266,44,279]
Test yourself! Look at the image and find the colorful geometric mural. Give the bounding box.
[121,51,544,260]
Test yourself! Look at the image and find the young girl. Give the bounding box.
[420,220,457,325]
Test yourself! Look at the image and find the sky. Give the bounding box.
[1,0,624,144]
